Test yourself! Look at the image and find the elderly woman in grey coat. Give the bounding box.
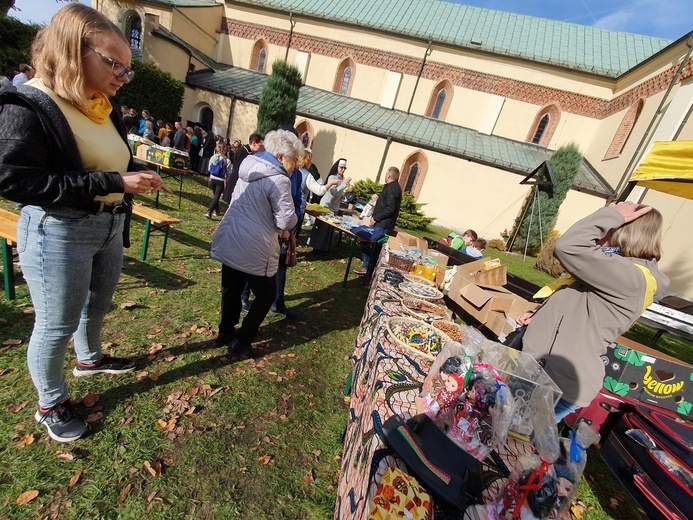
[211,129,301,356]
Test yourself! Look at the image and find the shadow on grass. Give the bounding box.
[120,257,197,291]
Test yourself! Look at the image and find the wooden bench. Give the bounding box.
[131,204,181,261]
[0,208,19,300]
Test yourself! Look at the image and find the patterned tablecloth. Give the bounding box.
[334,255,538,519]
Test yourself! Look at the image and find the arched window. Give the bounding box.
[295,120,315,149]
[532,114,550,144]
[425,80,453,120]
[333,58,355,96]
[250,39,269,73]
[604,99,645,159]
[526,104,560,147]
[340,67,352,95]
[400,151,429,200]
[125,13,142,49]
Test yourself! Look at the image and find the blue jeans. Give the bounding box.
[361,226,387,272]
[18,206,125,408]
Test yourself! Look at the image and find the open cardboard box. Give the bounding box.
[388,231,428,255]
[446,273,538,337]
[456,258,508,287]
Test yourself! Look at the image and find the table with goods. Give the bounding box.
[335,239,600,520]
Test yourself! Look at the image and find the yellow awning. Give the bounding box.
[631,140,693,200]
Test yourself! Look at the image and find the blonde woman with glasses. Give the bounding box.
[0,3,168,442]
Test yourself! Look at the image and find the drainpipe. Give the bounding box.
[375,137,392,183]
[226,96,236,140]
[611,32,693,202]
[407,39,432,115]
[285,12,295,62]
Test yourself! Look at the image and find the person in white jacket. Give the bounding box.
[211,129,301,356]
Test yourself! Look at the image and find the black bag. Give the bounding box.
[502,325,526,350]
[380,413,483,512]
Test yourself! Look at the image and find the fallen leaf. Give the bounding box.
[16,434,34,447]
[237,466,247,473]
[117,483,131,505]
[7,401,29,413]
[154,419,168,430]
[120,301,136,309]
[85,412,102,423]
[302,470,314,483]
[268,371,278,376]
[258,454,272,465]
[69,468,83,487]
[149,370,161,381]
[147,491,158,502]
[16,489,39,505]
[312,450,321,460]
[609,497,619,507]
[56,451,75,461]
[3,338,22,346]
[287,353,296,358]
[82,393,100,407]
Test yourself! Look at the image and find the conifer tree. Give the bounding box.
[256,60,302,135]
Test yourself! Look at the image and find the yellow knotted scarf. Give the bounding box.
[78,92,112,125]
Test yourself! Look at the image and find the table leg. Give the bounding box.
[343,235,358,287]
[141,219,151,261]
[177,174,183,209]
[154,165,162,209]
[1,238,15,300]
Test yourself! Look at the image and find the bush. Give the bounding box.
[0,14,39,77]
[487,238,506,251]
[534,230,564,277]
[352,178,434,231]
[113,60,184,124]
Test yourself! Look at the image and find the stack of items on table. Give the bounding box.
[384,231,451,289]
[127,134,190,170]
[364,244,601,519]
[567,337,693,520]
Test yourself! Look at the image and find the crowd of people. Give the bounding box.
[0,3,670,444]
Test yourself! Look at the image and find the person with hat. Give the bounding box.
[307,158,351,252]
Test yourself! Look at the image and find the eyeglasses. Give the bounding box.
[86,46,135,82]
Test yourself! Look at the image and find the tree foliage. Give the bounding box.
[255,60,302,135]
[0,14,39,76]
[112,60,184,124]
[509,143,583,254]
[353,178,434,231]
[534,229,564,277]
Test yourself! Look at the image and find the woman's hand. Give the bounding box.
[325,179,340,189]
[610,201,652,223]
[516,311,534,326]
[120,171,172,194]
[280,230,291,239]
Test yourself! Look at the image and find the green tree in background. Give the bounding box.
[353,178,434,231]
[255,60,302,135]
[509,143,583,254]
[113,60,184,125]
[0,14,39,76]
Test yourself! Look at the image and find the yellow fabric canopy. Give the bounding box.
[630,140,693,200]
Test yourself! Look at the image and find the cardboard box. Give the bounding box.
[456,258,508,287]
[135,144,151,160]
[446,273,538,337]
[602,342,693,417]
[426,249,449,267]
[388,231,427,255]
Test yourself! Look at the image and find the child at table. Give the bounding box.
[462,238,486,259]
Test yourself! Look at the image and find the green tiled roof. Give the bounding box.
[142,0,220,7]
[151,27,231,71]
[233,0,673,77]
[187,67,614,197]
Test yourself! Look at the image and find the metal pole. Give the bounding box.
[375,137,392,183]
[407,39,432,115]
[285,12,295,62]
[523,186,538,261]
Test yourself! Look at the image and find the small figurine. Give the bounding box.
[431,372,464,417]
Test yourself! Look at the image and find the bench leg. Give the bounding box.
[343,235,357,288]
[141,219,151,261]
[1,238,15,301]
[160,224,171,259]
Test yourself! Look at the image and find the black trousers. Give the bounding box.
[220,264,276,345]
[207,179,224,214]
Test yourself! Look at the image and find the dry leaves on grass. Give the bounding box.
[302,470,314,483]
[3,338,23,346]
[258,454,272,465]
[56,451,75,461]
[117,484,131,505]
[85,412,102,423]
[69,468,83,488]
[82,393,100,407]
[7,401,29,413]
[16,490,39,505]
[143,460,162,476]
[120,301,137,310]
[16,433,34,448]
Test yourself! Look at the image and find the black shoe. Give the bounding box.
[72,355,136,377]
[215,332,235,348]
[35,400,90,443]
[241,300,251,315]
[227,339,251,357]
[270,304,298,319]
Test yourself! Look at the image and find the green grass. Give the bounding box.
[0,176,679,519]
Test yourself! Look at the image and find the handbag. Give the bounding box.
[502,325,526,351]
[285,233,297,267]
[379,413,483,512]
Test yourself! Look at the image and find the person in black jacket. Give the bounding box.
[224,132,264,203]
[354,166,402,278]
[0,3,167,443]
